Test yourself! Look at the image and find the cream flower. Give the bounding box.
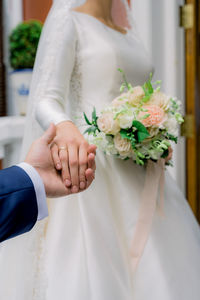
[128,86,145,106]
[114,133,133,157]
[148,127,160,138]
[112,93,129,107]
[164,116,178,136]
[97,112,120,135]
[148,91,170,111]
[118,114,134,129]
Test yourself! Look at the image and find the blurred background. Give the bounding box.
[0,0,199,220]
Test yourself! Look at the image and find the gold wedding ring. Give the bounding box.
[59,146,67,151]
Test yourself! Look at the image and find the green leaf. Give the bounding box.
[132,120,149,134]
[166,133,178,144]
[141,95,151,103]
[84,125,98,135]
[92,107,97,123]
[132,120,150,142]
[140,113,150,120]
[84,112,92,125]
[137,131,150,142]
[120,129,130,139]
[120,83,126,93]
[118,68,129,90]
[130,138,136,148]
[161,149,169,159]
[123,157,130,161]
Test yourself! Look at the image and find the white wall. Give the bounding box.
[132,0,186,193]
[3,0,23,115]
[1,0,23,167]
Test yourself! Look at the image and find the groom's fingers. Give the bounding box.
[85,168,95,188]
[41,123,56,145]
[51,144,62,170]
[88,144,97,155]
[68,145,79,193]
[85,153,96,189]
[88,153,96,171]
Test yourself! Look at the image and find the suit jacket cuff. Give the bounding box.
[18,163,48,220]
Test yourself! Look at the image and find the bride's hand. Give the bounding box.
[165,146,173,164]
[51,121,94,193]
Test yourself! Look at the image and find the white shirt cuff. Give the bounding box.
[17,162,48,221]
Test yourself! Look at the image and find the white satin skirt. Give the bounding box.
[0,151,200,300]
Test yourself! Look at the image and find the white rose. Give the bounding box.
[97,112,120,135]
[128,86,145,106]
[149,91,170,111]
[114,133,133,157]
[164,116,178,136]
[118,114,134,129]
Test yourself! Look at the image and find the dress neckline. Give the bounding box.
[71,10,129,37]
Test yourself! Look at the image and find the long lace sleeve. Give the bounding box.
[35,15,77,130]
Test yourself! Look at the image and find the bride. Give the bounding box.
[1,0,200,299]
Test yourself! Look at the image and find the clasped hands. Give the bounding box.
[51,121,96,194]
[25,122,96,197]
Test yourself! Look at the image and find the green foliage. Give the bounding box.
[9,20,43,69]
[84,112,92,125]
[132,120,150,142]
[83,108,99,135]
[165,133,178,144]
[118,68,132,91]
[119,120,150,152]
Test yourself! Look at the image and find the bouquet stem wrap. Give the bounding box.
[130,159,165,272]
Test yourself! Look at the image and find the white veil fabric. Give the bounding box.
[21,0,135,160]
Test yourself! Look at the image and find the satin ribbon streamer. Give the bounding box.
[130,159,165,272]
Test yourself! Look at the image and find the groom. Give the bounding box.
[0,124,96,243]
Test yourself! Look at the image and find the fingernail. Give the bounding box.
[65,179,71,187]
[72,185,79,193]
[56,163,61,169]
[80,182,86,189]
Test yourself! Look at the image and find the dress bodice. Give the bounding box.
[69,11,153,120]
[35,11,153,130]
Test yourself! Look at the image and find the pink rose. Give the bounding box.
[138,105,166,127]
[148,91,170,111]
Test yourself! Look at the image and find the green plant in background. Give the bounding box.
[9,20,43,70]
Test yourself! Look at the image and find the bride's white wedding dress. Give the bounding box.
[0,10,200,300]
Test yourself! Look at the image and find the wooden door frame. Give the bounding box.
[185,0,200,221]
[196,0,200,221]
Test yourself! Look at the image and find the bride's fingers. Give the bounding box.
[165,147,173,163]
[79,143,88,190]
[68,145,79,193]
[59,149,71,187]
[51,144,62,170]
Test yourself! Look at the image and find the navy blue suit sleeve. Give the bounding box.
[0,166,38,242]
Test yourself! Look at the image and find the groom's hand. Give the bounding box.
[25,124,96,197]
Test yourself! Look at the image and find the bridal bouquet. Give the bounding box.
[84,70,184,166]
